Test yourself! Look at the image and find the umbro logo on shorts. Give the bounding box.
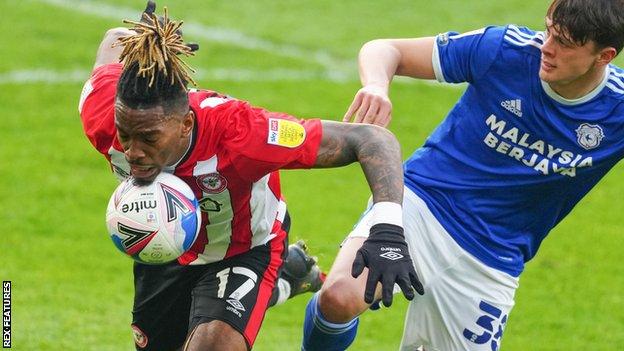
[227,298,246,311]
[225,299,245,318]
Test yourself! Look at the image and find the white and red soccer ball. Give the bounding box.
[106,172,201,264]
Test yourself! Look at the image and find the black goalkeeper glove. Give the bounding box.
[351,223,424,307]
[139,1,200,52]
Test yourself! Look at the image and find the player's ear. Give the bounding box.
[596,46,617,67]
[181,110,194,137]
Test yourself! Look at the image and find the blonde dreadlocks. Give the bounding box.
[115,6,196,114]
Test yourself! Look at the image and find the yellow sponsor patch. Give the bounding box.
[267,118,306,148]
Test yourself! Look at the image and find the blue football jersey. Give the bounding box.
[404,25,624,276]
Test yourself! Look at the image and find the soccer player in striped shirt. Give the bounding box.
[303,0,624,350]
[79,2,421,351]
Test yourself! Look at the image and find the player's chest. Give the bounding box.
[470,79,621,153]
[461,86,624,177]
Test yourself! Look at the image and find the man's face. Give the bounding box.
[539,18,603,86]
[115,101,192,184]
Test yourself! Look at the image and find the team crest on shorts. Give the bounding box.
[131,324,148,348]
[575,123,604,150]
[267,118,306,148]
[197,173,228,194]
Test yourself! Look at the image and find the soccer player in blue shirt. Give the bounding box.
[301,0,624,350]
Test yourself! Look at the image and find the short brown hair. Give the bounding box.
[547,0,624,54]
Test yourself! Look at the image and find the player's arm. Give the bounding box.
[93,27,135,70]
[92,1,155,70]
[314,121,402,203]
[344,37,436,127]
[314,121,424,306]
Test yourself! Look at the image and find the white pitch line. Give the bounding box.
[0,68,464,90]
[0,69,89,84]
[34,0,352,78]
[0,68,353,84]
[194,67,351,82]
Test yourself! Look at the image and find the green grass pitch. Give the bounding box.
[1,0,623,349]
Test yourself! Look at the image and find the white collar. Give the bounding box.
[541,68,609,105]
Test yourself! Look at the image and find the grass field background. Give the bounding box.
[2,0,624,350]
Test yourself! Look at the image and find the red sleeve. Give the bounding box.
[78,63,123,156]
[214,101,323,182]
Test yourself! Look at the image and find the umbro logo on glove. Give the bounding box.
[379,251,404,260]
[352,223,424,307]
[379,246,404,260]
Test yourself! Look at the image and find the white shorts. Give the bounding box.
[348,189,519,351]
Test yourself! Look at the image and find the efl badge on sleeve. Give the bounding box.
[575,123,604,150]
[267,118,306,148]
[437,32,450,46]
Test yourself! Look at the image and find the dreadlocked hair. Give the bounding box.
[114,7,196,115]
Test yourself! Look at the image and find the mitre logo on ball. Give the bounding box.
[106,172,201,264]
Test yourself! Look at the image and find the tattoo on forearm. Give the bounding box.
[315,121,404,204]
[314,123,354,167]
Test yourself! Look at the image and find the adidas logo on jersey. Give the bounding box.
[501,99,523,117]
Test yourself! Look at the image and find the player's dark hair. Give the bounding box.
[115,7,196,115]
[547,0,624,54]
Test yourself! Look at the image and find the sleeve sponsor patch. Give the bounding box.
[267,118,306,148]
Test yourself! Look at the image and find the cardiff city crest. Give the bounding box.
[575,123,604,150]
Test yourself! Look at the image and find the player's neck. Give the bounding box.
[547,66,608,100]
[167,133,193,169]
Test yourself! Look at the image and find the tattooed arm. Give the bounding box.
[313,120,423,305]
[313,120,403,204]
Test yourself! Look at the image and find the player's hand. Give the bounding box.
[351,223,424,307]
[343,84,392,127]
[139,0,200,52]
[140,1,157,24]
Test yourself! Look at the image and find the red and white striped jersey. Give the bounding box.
[79,63,323,265]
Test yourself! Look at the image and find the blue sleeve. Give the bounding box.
[433,26,507,84]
